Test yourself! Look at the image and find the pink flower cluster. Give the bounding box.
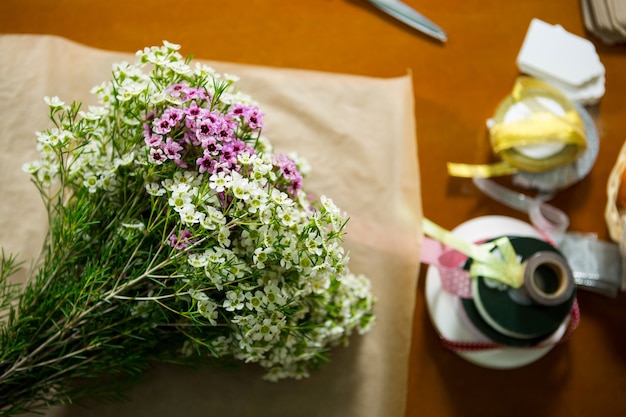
[272,154,303,196]
[143,83,263,175]
[143,83,305,200]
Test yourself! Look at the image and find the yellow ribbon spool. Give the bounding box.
[448,77,588,178]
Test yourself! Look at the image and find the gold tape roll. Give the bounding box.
[522,251,575,307]
[448,77,588,178]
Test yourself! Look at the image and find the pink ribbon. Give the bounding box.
[421,236,478,299]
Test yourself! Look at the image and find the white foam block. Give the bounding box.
[517,19,605,87]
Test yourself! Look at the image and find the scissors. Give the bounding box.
[364,0,447,42]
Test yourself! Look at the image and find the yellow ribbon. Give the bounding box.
[447,77,587,178]
[423,218,524,288]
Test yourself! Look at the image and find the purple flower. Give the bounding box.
[153,117,173,135]
[247,108,263,130]
[213,161,230,175]
[162,107,184,125]
[166,83,188,100]
[185,101,206,121]
[220,144,236,162]
[149,148,167,165]
[230,104,247,118]
[229,104,264,130]
[196,118,217,142]
[145,133,163,148]
[230,139,246,154]
[202,137,221,155]
[174,159,188,169]
[183,131,200,146]
[184,86,210,101]
[273,154,303,195]
[163,137,184,160]
[219,139,251,171]
[143,122,152,139]
[289,177,302,195]
[169,229,193,250]
[196,152,214,174]
[215,118,236,142]
[273,154,297,178]
[142,82,268,178]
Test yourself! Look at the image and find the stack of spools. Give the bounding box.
[423,216,580,368]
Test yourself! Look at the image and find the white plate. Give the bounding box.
[424,215,569,369]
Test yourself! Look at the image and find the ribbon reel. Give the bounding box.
[422,217,579,351]
[447,76,588,180]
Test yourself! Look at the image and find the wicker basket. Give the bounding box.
[605,141,626,243]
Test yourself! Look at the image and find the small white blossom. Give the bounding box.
[253,247,273,269]
[224,73,241,83]
[236,151,254,166]
[82,173,100,193]
[79,105,109,121]
[114,152,135,168]
[193,62,217,78]
[145,182,165,196]
[119,220,146,240]
[204,248,226,265]
[245,290,267,311]
[248,316,282,342]
[231,178,251,201]
[22,160,41,174]
[263,284,286,308]
[276,206,299,227]
[217,226,231,247]
[188,252,209,268]
[44,96,65,108]
[209,172,231,193]
[223,290,245,311]
[162,40,181,51]
[166,60,192,75]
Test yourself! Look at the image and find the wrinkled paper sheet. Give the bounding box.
[0,35,422,417]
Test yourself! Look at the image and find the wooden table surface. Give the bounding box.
[2,1,626,416]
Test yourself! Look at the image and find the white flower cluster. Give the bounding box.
[24,41,375,380]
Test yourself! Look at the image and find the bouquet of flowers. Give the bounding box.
[0,41,375,415]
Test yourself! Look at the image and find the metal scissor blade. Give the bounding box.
[366,0,447,42]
